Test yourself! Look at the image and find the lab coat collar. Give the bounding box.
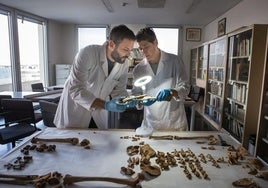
[155,50,167,75]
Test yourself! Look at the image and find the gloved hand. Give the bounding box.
[124,99,138,108]
[104,98,126,112]
[141,99,156,106]
[156,88,173,101]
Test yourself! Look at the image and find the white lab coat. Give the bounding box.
[54,43,129,129]
[132,50,190,130]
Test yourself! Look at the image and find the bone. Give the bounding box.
[63,173,144,187]
[174,135,214,140]
[0,172,51,186]
[149,135,174,140]
[0,174,38,180]
[31,137,79,145]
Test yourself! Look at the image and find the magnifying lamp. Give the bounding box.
[133,61,154,137]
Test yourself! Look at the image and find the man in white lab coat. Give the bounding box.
[54,25,136,129]
[133,27,190,130]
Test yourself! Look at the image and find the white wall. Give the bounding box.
[204,0,268,41]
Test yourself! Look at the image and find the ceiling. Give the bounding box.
[0,0,243,26]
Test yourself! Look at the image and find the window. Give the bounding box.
[152,27,180,55]
[0,5,48,92]
[77,26,108,51]
[17,16,47,91]
[0,11,13,91]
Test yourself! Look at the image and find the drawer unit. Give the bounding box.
[55,64,71,85]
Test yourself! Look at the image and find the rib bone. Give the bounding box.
[31,137,79,145]
[63,173,144,187]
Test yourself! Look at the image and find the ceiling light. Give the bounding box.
[101,0,114,13]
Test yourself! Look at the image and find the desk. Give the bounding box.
[0,128,266,188]
[0,90,62,102]
[23,90,62,102]
[0,91,40,98]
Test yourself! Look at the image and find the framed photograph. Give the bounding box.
[218,18,226,37]
[186,28,201,42]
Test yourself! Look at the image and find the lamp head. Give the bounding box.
[133,58,152,89]
[133,75,152,88]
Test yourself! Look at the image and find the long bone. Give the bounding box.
[31,137,79,145]
[149,135,174,140]
[63,173,144,188]
[0,174,38,180]
[174,135,215,140]
[0,172,51,186]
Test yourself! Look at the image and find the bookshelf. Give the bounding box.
[196,44,208,88]
[222,25,268,150]
[255,29,268,163]
[204,37,227,130]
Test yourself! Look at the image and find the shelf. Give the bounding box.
[226,97,246,106]
[207,92,222,99]
[208,79,224,84]
[228,80,248,85]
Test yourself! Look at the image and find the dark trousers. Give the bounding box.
[88,118,98,128]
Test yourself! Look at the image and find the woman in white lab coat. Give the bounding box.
[133,27,190,131]
[54,25,136,129]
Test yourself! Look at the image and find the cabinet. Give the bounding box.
[256,30,268,163]
[196,44,208,88]
[204,37,227,130]
[55,64,72,85]
[222,25,268,149]
[190,48,198,85]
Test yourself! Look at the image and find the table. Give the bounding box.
[0,128,267,188]
[0,90,62,102]
[23,90,62,102]
[0,91,40,98]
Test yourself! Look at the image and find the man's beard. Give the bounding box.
[111,49,127,64]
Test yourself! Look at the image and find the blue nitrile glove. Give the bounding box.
[156,88,172,101]
[105,98,126,112]
[141,99,156,106]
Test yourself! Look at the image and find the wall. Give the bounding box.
[47,21,76,85]
[204,0,268,41]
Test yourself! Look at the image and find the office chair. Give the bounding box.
[188,85,204,102]
[39,100,57,127]
[31,83,45,92]
[0,95,12,114]
[0,98,41,147]
[1,98,42,127]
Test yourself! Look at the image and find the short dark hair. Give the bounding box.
[109,25,135,45]
[136,27,157,43]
